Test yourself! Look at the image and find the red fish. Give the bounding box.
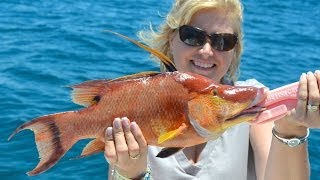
[8,31,267,176]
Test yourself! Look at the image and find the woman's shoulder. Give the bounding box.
[235,79,266,88]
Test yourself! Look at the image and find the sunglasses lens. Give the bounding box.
[179,26,206,46]
[179,25,237,51]
[211,34,237,51]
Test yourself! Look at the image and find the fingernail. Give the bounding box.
[131,121,138,134]
[106,127,113,138]
[301,73,306,78]
[114,118,121,129]
[315,70,320,75]
[121,117,130,129]
[307,71,313,76]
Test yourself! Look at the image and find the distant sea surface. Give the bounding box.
[1,0,319,179]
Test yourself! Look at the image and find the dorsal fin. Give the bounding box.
[104,30,177,72]
[110,71,160,82]
[70,72,160,107]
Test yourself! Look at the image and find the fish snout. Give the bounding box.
[238,87,269,117]
[248,87,269,108]
[222,87,268,124]
[220,85,267,105]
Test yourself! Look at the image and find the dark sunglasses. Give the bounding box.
[178,25,238,51]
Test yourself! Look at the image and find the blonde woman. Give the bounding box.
[105,0,320,179]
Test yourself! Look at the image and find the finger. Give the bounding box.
[104,127,117,164]
[113,118,129,161]
[121,117,140,158]
[130,122,148,154]
[294,73,308,120]
[307,72,320,106]
[315,70,320,95]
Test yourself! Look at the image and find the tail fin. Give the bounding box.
[8,112,77,176]
[104,29,177,72]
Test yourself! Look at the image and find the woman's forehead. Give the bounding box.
[188,9,236,33]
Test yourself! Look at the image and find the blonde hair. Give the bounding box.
[139,0,244,83]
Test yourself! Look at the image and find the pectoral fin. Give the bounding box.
[156,147,183,158]
[158,123,187,145]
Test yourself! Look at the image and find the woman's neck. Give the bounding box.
[182,142,207,164]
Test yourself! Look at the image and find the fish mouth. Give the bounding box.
[222,104,266,132]
[226,106,266,122]
[226,87,268,122]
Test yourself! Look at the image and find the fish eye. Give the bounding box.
[212,89,218,96]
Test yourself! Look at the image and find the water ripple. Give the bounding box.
[1,0,319,179]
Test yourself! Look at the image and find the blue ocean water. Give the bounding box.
[0,0,319,179]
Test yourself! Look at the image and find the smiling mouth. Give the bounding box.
[191,60,216,69]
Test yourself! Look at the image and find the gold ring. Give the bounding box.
[307,104,319,112]
[129,154,141,160]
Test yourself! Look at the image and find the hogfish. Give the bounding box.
[8,30,294,176]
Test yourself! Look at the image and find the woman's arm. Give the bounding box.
[251,112,310,180]
[264,72,318,180]
[252,71,320,180]
[249,122,273,180]
[264,120,309,180]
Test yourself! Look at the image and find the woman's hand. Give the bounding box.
[275,71,320,135]
[105,117,148,179]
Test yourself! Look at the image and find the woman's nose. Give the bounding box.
[199,42,214,58]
